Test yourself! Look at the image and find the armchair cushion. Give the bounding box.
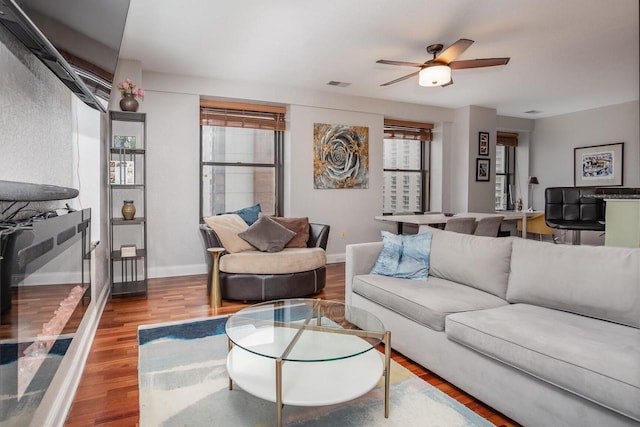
[238,216,296,252]
[220,247,326,274]
[203,214,254,253]
[271,217,310,248]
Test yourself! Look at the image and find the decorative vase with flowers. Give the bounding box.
[117,79,145,112]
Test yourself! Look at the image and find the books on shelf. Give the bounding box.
[109,160,135,184]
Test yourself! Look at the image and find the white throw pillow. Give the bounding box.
[203,214,255,253]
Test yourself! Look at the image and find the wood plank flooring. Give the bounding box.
[65,263,518,426]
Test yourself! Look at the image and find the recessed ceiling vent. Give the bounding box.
[524,110,543,114]
[326,81,351,88]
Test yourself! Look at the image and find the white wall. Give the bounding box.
[139,70,459,276]
[135,66,637,276]
[449,105,499,213]
[143,91,202,277]
[288,105,384,261]
[468,106,498,212]
[531,100,640,244]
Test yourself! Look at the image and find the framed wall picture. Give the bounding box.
[313,123,369,189]
[478,132,489,156]
[113,135,136,149]
[574,142,624,187]
[476,158,490,182]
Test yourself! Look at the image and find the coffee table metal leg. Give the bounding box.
[276,357,283,427]
[228,338,233,390]
[384,330,391,418]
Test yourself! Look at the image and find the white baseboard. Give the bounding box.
[327,253,345,264]
[149,263,207,279]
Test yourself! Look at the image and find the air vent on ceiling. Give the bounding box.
[327,81,351,88]
[524,110,543,114]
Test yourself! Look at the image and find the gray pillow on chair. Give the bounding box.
[238,216,296,252]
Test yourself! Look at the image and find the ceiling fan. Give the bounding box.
[377,38,510,87]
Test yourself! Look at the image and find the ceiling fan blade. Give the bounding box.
[376,59,425,68]
[450,58,510,69]
[380,70,421,86]
[434,38,474,64]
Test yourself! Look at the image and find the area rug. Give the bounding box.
[0,336,73,426]
[138,316,494,427]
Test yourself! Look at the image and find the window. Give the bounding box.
[495,132,518,211]
[382,119,432,214]
[200,101,285,220]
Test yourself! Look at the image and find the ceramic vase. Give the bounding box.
[119,93,139,112]
[122,200,136,220]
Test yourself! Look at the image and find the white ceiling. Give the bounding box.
[119,0,639,118]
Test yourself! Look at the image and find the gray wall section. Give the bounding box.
[0,25,73,192]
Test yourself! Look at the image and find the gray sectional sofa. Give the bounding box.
[345,226,640,427]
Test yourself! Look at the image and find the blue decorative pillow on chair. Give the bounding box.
[219,204,261,225]
[370,230,433,280]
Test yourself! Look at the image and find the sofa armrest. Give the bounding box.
[308,223,330,249]
[345,242,382,306]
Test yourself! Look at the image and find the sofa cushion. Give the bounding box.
[446,304,640,421]
[352,274,508,331]
[238,216,296,252]
[220,247,326,274]
[507,238,640,328]
[203,214,254,253]
[425,227,513,299]
[271,217,310,248]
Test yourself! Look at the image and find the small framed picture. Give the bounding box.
[478,132,489,156]
[114,135,136,149]
[574,142,624,187]
[476,158,490,182]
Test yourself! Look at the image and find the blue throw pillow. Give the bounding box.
[370,230,433,280]
[395,231,432,280]
[220,204,261,225]
[370,231,402,276]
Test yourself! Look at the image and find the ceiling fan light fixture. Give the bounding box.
[418,65,452,87]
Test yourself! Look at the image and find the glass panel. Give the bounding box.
[202,126,274,164]
[202,165,275,217]
[383,171,422,213]
[495,175,507,210]
[495,145,506,174]
[383,139,421,170]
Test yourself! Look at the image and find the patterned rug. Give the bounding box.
[0,336,72,426]
[138,316,493,427]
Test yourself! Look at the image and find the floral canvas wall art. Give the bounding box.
[313,123,369,189]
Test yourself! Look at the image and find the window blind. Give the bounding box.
[200,100,286,131]
[497,131,518,147]
[383,119,433,141]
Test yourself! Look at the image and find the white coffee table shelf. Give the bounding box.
[227,327,384,406]
[225,299,391,427]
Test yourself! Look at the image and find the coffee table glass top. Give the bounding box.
[225,298,385,362]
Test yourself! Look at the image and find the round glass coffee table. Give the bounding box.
[225,298,391,427]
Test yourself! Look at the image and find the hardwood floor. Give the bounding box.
[65,263,518,426]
